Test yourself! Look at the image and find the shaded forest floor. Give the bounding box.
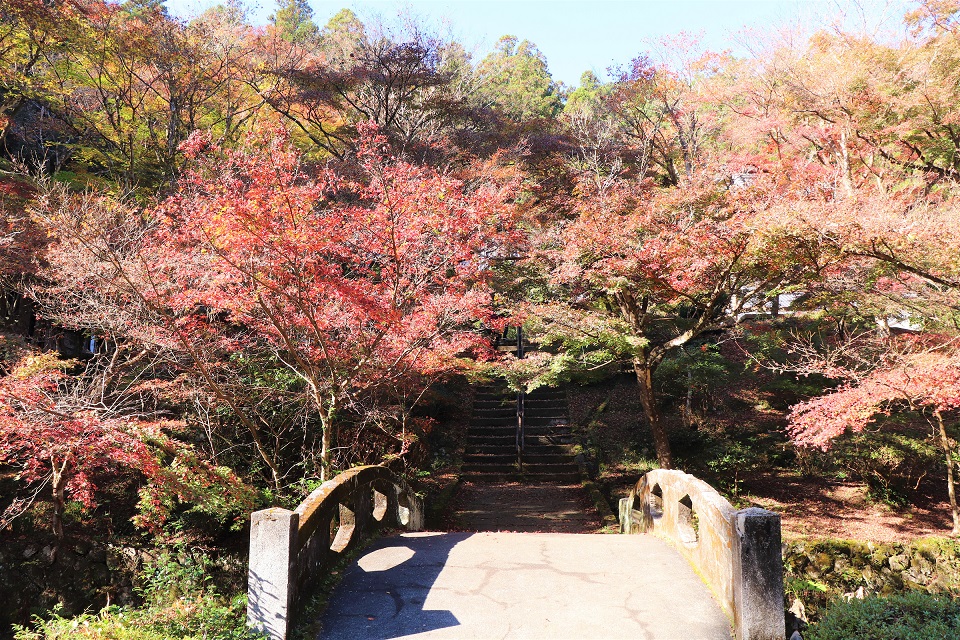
[567,370,955,544]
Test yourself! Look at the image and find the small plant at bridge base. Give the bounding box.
[806,591,960,640]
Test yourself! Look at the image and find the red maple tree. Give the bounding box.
[0,351,255,538]
[147,124,516,479]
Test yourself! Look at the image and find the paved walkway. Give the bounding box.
[319,532,732,639]
[451,482,600,533]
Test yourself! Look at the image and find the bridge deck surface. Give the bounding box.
[319,531,732,639]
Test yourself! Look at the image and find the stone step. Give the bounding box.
[520,471,581,483]
[523,405,566,413]
[469,428,516,436]
[460,469,581,483]
[467,441,515,450]
[524,398,567,405]
[524,416,568,424]
[473,400,515,408]
[523,462,579,473]
[524,444,573,455]
[460,472,523,482]
[526,434,574,446]
[473,408,516,416]
[521,454,574,465]
[463,454,515,465]
[462,463,520,474]
[526,391,565,399]
[524,426,572,437]
[468,432,514,441]
[468,445,516,455]
[468,426,514,435]
[466,442,514,450]
[470,419,515,427]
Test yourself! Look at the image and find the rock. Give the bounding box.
[22,545,38,559]
[889,554,909,572]
[88,546,107,564]
[70,540,91,556]
[813,552,835,573]
[788,597,807,623]
[107,546,139,572]
[40,545,56,565]
[904,578,923,590]
[911,555,935,576]
[792,554,809,572]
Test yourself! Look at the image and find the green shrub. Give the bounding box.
[13,594,255,640]
[14,548,258,640]
[807,592,960,640]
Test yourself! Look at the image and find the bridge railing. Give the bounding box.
[247,465,424,640]
[620,469,785,640]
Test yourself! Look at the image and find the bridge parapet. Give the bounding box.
[247,465,423,640]
[620,469,785,640]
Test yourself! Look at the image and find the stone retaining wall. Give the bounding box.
[783,537,960,622]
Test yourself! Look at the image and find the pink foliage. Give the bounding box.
[150,125,516,399]
[789,351,960,448]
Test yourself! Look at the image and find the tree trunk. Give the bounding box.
[634,359,672,469]
[51,461,67,541]
[936,411,960,536]
[320,426,332,483]
[319,403,336,483]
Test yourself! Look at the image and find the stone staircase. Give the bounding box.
[462,384,580,483]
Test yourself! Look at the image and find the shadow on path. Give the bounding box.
[319,532,469,640]
[318,531,732,640]
[451,482,600,533]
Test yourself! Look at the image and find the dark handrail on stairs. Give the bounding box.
[516,326,525,471]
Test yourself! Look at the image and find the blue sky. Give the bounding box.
[164,0,912,86]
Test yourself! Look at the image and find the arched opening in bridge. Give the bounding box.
[677,494,699,545]
[649,483,664,519]
[372,488,388,522]
[397,491,411,527]
[330,502,356,553]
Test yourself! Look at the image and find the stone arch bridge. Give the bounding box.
[246,465,786,640]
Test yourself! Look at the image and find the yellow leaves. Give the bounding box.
[12,352,69,379]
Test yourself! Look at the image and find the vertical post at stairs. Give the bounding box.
[516,325,525,472]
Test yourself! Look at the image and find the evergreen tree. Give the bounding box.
[270,0,318,44]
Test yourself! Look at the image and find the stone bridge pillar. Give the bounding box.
[734,508,785,640]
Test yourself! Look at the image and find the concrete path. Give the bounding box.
[451,482,600,533]
[319,532,732,640]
